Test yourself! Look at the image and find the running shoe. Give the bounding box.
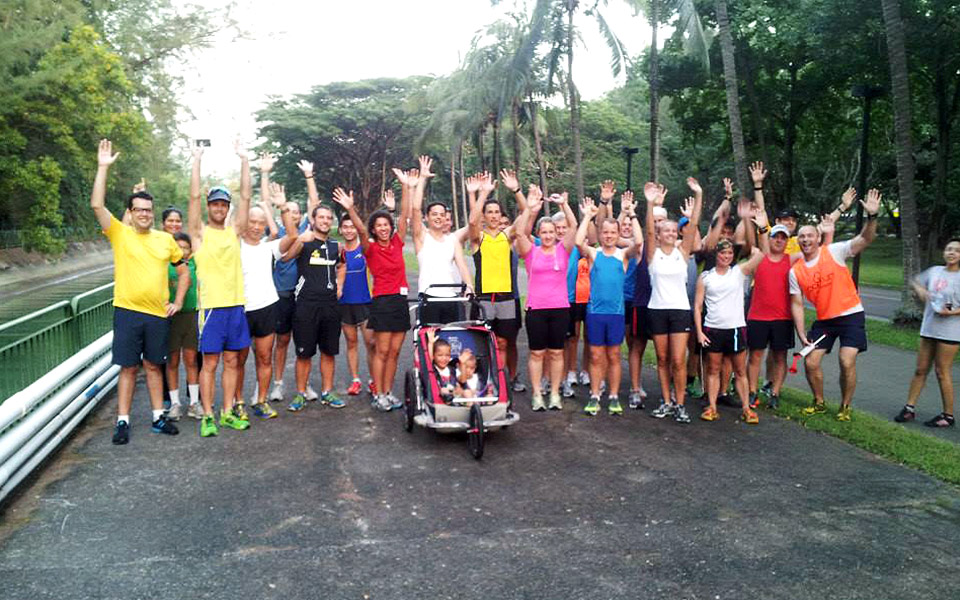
[565,371,578,387]
[321,391,346,409]
[347,379,362,396]
[760,380,773,398]
[232,402,250,422]
[748,392,760,410]
[700,407,719,421]
[561,380,575,398]
[638,387,648,399]
[894,405,916,423]
[200,415,218,437]
[674,405,691,424]
[836,406,852,422]
[578,371,591,386]
[368,379,378,395]
[512,378,527,393]
[531,393,546,412]
[584,395,600,416]
[305,385,319,401]
[548,393,563,411]
[650,401,676,419]
[742,409,760,425]
[375,394,393,412]
[220,412,250,430]
[685,380,704,399]
[112,420,130,445]
[151,415,179,435]
[389,393,403,410]
[166,403,182,421]
[252,402,278,419]
[186,403,204,420]
[802,402,827,416]
[269,381,284,402]
[767,394,780,410]
[288,393,307,412]
[608,397,623,415]
[628,389,645,410]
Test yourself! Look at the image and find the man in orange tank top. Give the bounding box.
[788,189,882,421]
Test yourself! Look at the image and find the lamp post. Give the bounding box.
[850,85,884,288]
[623,147,639,191]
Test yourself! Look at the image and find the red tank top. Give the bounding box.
[748,255,792,321]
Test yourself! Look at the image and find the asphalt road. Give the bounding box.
[1,330,958,600]
[856,285,901,321]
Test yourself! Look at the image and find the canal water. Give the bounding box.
[0,264,115,327]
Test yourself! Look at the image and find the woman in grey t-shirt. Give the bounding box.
[895,239,960,427]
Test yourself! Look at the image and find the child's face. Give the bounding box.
[433,345,451,369]
[177,239,192,260]
[460,358,476,378]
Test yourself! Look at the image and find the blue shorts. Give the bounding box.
[198,306,251,354]
[112,307,170,367]
[586,313,625,347]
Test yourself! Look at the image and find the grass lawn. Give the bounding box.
[851,235,904,288]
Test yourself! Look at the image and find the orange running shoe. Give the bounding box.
[700,407,719,421]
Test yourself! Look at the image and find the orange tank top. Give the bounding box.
[791,247,861,320]
[575,256,591,304]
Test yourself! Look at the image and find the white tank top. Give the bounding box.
[701,264,746,328]
[418,232,458,296]
[648,247,690,310]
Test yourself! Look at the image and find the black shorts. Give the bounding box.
[113,307,169,367]
[293,301,340,358]
[702,326,748,355]
[369,294,411,332]
[246,302,277,339]
[647,308,693,335]
[168,310,198,352]
[275,293,296,335]
[473,296,520,340]
[526,308,570,351]
[339,302,371,326]
[567,303,588,337]
[626,305,650,341]
[419,300,462,325]
[809,311,868,354]
[746,319,795,351]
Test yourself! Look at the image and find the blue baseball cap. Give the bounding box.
[206,186,232,203]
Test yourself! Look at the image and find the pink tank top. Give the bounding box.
[525,244,570,310]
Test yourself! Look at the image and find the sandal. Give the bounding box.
[700,407,719,421]
[894,405,916,423]
[923,413,955,428]
[742,409,759,425]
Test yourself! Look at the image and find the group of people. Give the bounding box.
[92,137,955,445]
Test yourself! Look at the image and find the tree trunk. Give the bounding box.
[649,0,660,182]
[512,99,522,174]
[928,50,960,263]
[459,141,468,224]
[530,99,549,196]
[492,114,502,196]
[782,63,799,209]
[567,0,585,201]
[881,0,922,321]
[740,42,773,209]
[477,124,486,173]
[715,0,750,196]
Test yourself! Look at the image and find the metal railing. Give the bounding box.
[0,283,115,401]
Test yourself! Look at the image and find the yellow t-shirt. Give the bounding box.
[194,225,245,309]
[477,231,512,294]
[785,236,800,255]
[104,216,183,318]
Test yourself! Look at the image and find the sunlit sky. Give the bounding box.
[176,0,653,176]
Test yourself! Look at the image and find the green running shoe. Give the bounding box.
[608,397,623,415]
[288,393,307,412]
[200,415,218,437]
[220,412,250,431]
[685,381,704,399]
[232,402,250,422]
[531,393,547,412]
[803,402,827,416]
[584,395,600,416]
[321,391,346,408]
[252,402,278,419]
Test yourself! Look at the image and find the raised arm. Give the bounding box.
[395,165,422,241]
[514,194,541,258]
[702,199,730,252]
[848,188,880,256]
[750,204,771,256]
[749,161,767,211]
[826,187,857,231]
[599,180,616,219]
[188,144,204,250]
[500,169,527,215]
[466,174,483,245]
[680,177,703,256]
[233,141,251,235]
[643,182,661,262]
[278,200,302,258]
[410,155,434,250]
[260,199,278,239]
[560,193,578,250]
[298,159,319,226]
[332,187,370,252]
[90,139,119,231]
[575,199,599,260]
[739,198,756,256]
[524,184,543,238]
[259,152,277,209]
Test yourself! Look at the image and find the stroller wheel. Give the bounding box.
[403,370,416,432]
[468,403,484,460]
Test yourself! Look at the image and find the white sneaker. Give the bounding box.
[639,387,648,399]
[166,402,182,421]
[561,380,575,398]
[375,394,393,412]
[305,385,319,401]
[578,371,590,386]
[186,403,203,420]
[565,372,578,387]
[269,381,284,402]
[512,378,527,393]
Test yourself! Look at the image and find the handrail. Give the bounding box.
[0,301,70,334]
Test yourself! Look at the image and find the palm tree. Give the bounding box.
[880,0,922,321]
[715,0,749,196]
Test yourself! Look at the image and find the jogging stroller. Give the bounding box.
[402,284,519,459]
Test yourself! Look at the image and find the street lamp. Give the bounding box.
[622,147,639,191]
[850,84,885,288]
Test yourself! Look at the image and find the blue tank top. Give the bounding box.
[566,246,580,303]
[631,252,652,308]
[340,245,372,304]
[623,256,637,303]
[587,249,626,315]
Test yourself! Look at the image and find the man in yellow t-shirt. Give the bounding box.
[187,142,251,437]
[90,139,190,446]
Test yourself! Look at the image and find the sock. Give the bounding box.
[321,389,331,397]
[117,415,129,424]
[152,409,164,421]
[352,377,361,382]
[609,395,618,401]
[169,389,180,405]
[188,384,200,404]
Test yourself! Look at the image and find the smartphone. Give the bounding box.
[195,139,211,147]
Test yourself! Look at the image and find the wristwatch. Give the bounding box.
[866,213,878,221]
[757,225,770,235]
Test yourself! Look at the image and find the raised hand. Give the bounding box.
[749,161,767,186]
[737,197,753,219]
[686,177,702,196]
[466,174,481,194]
[383,189,396,211]
[679,197,694,219]
[269,182,287,206]
[654,184,667,207]
[297,159,314,178]
[527,184,543,205]
[479,172,495,194]
[131,178,146,193]
[840,187,857,212]
[500,169,520,192]
[527,194,544,215]
[581,197,599,219]
[98,139,119,167]
[751,206,770,229]
[418,155,435,182]
[817,213,835,236]
[643,182,660,203]
[723,177,734,199]
[258,153,276,173]
[620,190,635,215]
[861,188,881,216]
[332,187,354,211]
[234,138,248,159]
[599,180,616,203]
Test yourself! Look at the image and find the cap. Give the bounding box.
[715,239,734,252]
[678,216,690,229]
[652,206,668,219]
[776,207,799,219]
[770,224,790,238]
[206,186,232,203]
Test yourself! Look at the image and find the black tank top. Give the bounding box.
[295,238,340,302]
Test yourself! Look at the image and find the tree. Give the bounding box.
[714,0,749,195]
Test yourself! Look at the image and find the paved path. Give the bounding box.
[857,285,901,321]
[2,327,959,599]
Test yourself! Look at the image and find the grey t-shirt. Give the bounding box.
[919,266,960,342]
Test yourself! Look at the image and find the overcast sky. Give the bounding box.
[176,0,653,176]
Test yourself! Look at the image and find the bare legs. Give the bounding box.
[906,338,958,415]
[804,346,859,408]
[200,351,240,416]
[342,321,375,381]
[749,348,786,396]
[373,331,406,395]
